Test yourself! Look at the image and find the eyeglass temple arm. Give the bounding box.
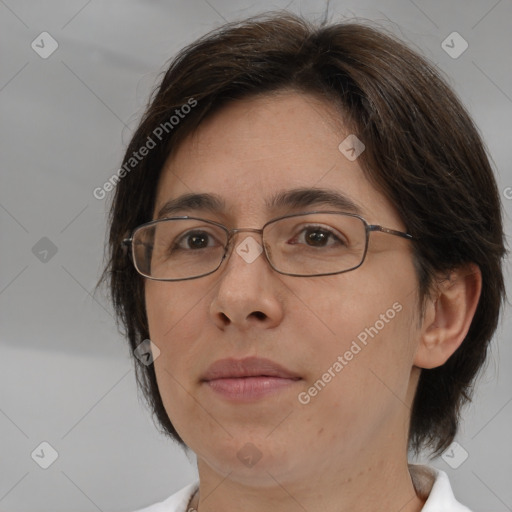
[367,225,414,240]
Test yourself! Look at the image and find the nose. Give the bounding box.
[209,229,284,331]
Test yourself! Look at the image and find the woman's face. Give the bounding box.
[145,91,422,486]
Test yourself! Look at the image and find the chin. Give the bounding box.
[196,435,303,484]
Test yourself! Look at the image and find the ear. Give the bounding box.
[413,263,482,369]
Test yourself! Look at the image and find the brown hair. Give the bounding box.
[99,11,507,456]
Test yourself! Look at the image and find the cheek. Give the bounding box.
[295,298,418,450]
[295,265,414,353]
[144,282,206,388]
[145,283,208,439]
[297,261,419,400]
[145,281,206,345]
[145,282,177,340]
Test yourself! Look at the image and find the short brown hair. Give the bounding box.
[99,11,507,456]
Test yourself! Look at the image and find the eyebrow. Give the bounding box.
[156,187,365,220]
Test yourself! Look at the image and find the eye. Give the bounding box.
[290,225,346,248]
[173,229,221,250]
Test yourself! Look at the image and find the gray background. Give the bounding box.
[1,1,511,511]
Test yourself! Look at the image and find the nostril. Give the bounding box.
[252,311,266,320]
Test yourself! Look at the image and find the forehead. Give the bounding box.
[154,92,401,227]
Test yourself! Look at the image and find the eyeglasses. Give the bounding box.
[122,211,413,281]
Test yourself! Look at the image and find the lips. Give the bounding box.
[201,356,301,381]
[201,357,301,401]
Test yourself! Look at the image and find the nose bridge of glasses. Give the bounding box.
[224,227,266,259]
[227,226,264,245]
[214,226,270,276]
[229,227,264,235]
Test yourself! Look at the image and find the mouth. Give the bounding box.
[201,357,302,402]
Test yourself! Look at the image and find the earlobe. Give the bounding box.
[413,264,482,369]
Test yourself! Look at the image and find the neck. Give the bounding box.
[188,455,425,512]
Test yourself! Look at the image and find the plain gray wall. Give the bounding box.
[1,1,511,511]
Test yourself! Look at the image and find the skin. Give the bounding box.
[145,91,481,512]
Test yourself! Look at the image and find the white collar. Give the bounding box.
[409,464,472,511]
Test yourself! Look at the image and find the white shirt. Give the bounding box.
[132,464,471,512]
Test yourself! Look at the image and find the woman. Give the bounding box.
[101,11,506,512]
